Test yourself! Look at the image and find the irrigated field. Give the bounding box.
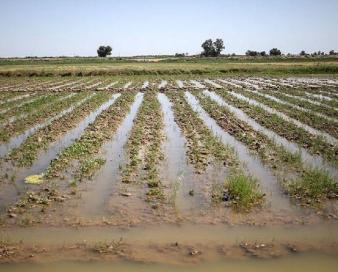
[0,76,338,270]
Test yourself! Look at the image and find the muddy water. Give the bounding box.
[49,78,84,91]
[185,92,296,212]
[2,222,338,245]
[315,89,338,99]
[230,79,262,90]
[204,79,222,89]
[1,221,338,270]
[269,89,338,112]
[190,80,206,89]
[141,81,149,89]
[176,80,184,88]
[98,81,118,90]
[17,93,120,178]
[158,80,168,89]
[2,254,336,272]
[67,93,144,218]
[0,94,122,212]
[0,93,77,157]
[204,91,338,178]
[1,222,338,271]
[0,93,43,115]
[229,91,338,146]
[249,78,278,89]
[217,79,243,89]
[249,89,338,123]
[305,92,337,102]
[0,93,34,105]
[0,94,69,128]
[158,93,223,215]
[124,81,133,89]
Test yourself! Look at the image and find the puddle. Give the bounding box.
[49,79,85,91]
[204,79,222,89]
[1,222,337,245]
[0,94,58,127]
[204,91,338,178]
[141,81,149,89]
[269,78,295,88]
[176,80,184,88]
[305,92,334,101]
[229,91,338,146]
[217,79,243,89]
[269,89,338,113]
[68,93,144,218]
[185,92,297,212]
[158,80,168,89]
[22,94,120,175]
[70,79,96,90]
[2,253,337,272]
[97,81,118,90]
[0,93,43,115]
[0,93,78,158]
[247,78,278,89]
[243,89,338,124]
[190,80,206,89]
[0,94,122,212]
[158,93,214,215]
[315,89,338,99]
[124,82,133,89]
[0,93,35,105]
[85,81,103,90]
[229,79,262,90]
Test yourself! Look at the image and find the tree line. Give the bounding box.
[96,41,337,57]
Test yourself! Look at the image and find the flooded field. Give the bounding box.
[0,76,337,271]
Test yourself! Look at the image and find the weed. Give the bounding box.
[224,172,264,210]
[285,169,338,203]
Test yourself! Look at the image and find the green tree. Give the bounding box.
[246,50,258,56]
[201,39,215,57]
[97,45,112,57]
[201,38,224,57]
[269,48,282,56]
[214,39,225,56]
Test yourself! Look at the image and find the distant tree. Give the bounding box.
[175,53,186,57]
[201,38,224,57]
[329,50,336,55]
[214,39,225,56]
[245,50,266,57]
[97,45,112,57]
[269,48,281,56]
[201,39,216,57]
[246,50,259,56]
[300,50,306,56]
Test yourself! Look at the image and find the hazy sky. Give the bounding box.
[1,0,338,57]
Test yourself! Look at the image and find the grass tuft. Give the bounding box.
[224,173,264,210]
[285,169,338,203]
